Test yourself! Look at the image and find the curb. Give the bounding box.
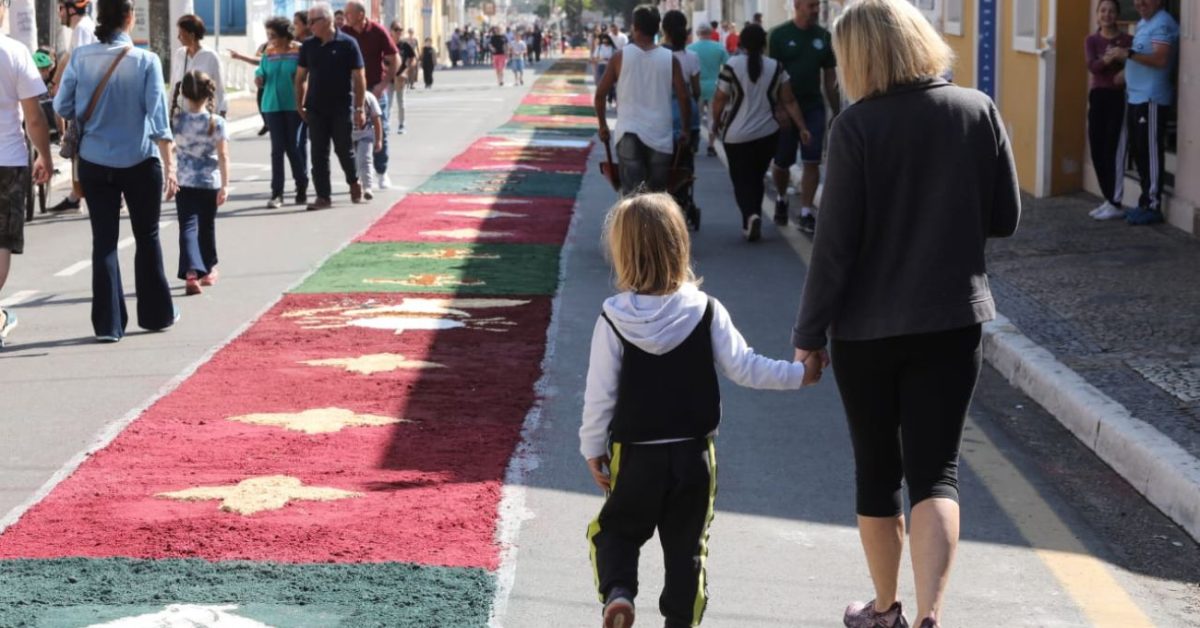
[715,142,1200,543]
[983,314,1200,542]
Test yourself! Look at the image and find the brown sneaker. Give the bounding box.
[349,180,363,203]
[306,197,333,212]
[844,600,909,628]
[184,272,202,296]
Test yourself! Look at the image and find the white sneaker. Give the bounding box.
[1089,201,1115,218]
[1092,204,1126,221]
[378,174,392,190]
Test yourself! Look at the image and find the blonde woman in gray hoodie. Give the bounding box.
[580,193,820,628]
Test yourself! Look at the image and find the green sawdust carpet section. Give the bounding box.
[0,558,493,627]
[489,123,599,140]
[413,170,584,197]
[515,104,596,117]
[291,242,562,295]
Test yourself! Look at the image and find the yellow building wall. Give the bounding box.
[998,0,1047,193]
[944,0,976,88]
[1049,0,1092,195]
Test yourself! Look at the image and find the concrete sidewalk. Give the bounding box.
[983,194,1200,541]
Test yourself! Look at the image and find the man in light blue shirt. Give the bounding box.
[688,23,728,156]
[52,0,178,342]
[1104,0,1178,225]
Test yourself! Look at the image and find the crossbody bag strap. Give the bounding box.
[80,46,131,126]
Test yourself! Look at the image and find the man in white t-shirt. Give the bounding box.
[609,23,628,48]
[47,0,95,213]
[0,3,55,348]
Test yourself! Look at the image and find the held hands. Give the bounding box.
[164,168,179,201]
[586,455,611,492]
[795,348,830,386]
[354,109,366,130]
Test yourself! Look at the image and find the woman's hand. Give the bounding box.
[164,168,179,201]
[586,455,611,492]
[795,348,830,386]
[799,128,813,147]
[217,187,227,206]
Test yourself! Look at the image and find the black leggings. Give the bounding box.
[1087,88,1125,205]
[831,324,982,517]
[723,132,778,227]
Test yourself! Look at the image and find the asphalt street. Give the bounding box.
[1,59,1198,627]
[496,143,1200,626]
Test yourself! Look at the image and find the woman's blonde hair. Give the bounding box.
[832,0,954,102]
[603,193,698,295]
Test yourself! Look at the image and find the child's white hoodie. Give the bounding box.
[580,283,807,459]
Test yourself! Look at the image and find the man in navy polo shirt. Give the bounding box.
[296,1,366,211]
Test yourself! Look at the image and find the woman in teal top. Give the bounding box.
[255,16,307,208]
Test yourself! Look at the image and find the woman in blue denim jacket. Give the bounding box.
[53,0,179,343]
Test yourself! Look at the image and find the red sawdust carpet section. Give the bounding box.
[0,293,552,569]
[444,137,590,173]
[523,93,594,107]
[355,194,576,245]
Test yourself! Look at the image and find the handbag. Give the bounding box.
[599,137,621,191]
[60,46,131,160]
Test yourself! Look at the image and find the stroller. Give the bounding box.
[670,96,701,231]
[25,49,60,221]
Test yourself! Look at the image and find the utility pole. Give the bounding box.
[149,0,172,79]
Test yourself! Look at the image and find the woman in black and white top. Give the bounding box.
[710,24,808,242]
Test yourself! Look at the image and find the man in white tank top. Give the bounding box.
[594,6,692,196]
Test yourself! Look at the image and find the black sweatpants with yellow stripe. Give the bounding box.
[588,438,717,627]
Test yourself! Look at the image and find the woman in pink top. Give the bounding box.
[1085,0,1133,220]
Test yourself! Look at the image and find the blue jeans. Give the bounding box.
[78,158,174,338]
[175,186,218,280]
[264,110,308,198]
[373,89,389,175]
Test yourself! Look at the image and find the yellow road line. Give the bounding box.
[764,186,1154,625]
[963,417,1154,627]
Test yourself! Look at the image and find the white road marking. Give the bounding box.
[54,225,175,277]
[54,261,91,278]
[0,290,39,307]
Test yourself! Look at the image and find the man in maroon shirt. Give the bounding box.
[344,0,399,189]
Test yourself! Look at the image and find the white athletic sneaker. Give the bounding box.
[1089,201,1116,218]
[1092,204,1126,221]
[378,174,392,190]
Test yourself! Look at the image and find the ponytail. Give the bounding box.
[176,70,219,135]
[740,24,767,82]
[95,0,133,43]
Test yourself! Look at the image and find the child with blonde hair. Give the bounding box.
[170,70,229,295]
[581,193,819,628]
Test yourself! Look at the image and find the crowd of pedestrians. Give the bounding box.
[1,0,556,348]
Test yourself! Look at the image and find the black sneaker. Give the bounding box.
[745,214,762,242]
[49,197,81,212]
[295,190,308,206]
[706,145,717,157]
[773,199,789,226]
[798,213,816,234]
